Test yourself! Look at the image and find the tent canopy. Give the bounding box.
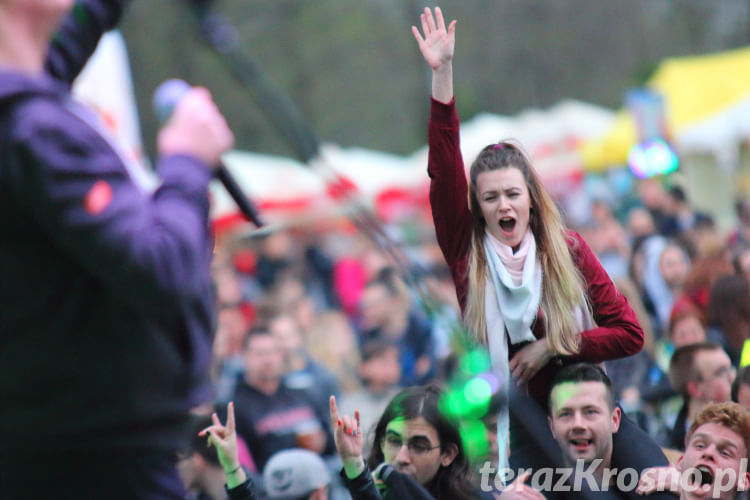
[582,46,750,171]
[411,99,614,183]
[214,100,614,231]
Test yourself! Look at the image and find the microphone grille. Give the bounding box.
[153,79,191,123]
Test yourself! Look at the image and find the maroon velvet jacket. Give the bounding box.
[427,97,644,402]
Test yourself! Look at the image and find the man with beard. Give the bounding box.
[228,330,334,471]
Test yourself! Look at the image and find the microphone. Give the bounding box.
[153,79,263,227]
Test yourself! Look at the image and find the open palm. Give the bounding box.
[411,6,456,70]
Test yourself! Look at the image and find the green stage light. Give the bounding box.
[464,376,492,406]
[459,419,488,461]
[439,386,467,418]
[460,349,490,375]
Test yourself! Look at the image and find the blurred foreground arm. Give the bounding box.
[46,0,132,83]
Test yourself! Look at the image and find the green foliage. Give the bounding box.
[119,0,750,160]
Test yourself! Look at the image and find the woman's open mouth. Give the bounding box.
[499,217,516,235]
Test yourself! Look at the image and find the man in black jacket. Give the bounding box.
[228,330,335,471]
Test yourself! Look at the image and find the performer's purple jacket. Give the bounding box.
[0,1,216,452]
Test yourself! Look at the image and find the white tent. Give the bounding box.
[213,144,428,229]
[214,100,615,231]
[678,95,750,167]
[411,100,615,197]
[73,31,146,171]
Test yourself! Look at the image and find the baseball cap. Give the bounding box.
[263,449,330,499]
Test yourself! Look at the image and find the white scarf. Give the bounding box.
[482,229,594,478]
[484,229,541,346]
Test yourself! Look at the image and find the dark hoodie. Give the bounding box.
[0,0,216,452]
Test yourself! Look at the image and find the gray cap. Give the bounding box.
[263,449,330,499]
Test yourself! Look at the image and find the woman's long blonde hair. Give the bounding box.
[463,142,589,355]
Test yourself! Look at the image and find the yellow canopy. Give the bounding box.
[582,46,750,171]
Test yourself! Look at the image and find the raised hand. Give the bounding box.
[411,6,456,71]
[329,395,363,460]
[199,401,241,475]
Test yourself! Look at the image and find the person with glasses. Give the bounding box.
[668,343,736,451]
[329,386,482,500]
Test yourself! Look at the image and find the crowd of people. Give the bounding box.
[196,7,750,499]
[2,1,749,499]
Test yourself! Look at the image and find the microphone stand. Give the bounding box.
[183,0,426,306]
[187,0,320,164]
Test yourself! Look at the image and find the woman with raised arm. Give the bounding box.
[412,6,672,497]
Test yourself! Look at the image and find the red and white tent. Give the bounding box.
[212,144,429,232]
[213,101,615,233]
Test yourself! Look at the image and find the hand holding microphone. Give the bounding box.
[157,83,233,171]
[154,79,263,227]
